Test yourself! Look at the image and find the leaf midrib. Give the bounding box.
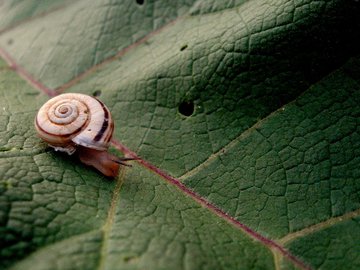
[110,139,311,270]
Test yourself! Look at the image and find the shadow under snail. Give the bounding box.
[34,93,133,177]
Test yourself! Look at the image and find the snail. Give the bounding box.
[34,93,132,177]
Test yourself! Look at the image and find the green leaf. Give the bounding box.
[0,0,198,89]
[0,0,73,32]
[1,0,360,269]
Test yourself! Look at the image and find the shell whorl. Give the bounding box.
[35,93,114,154]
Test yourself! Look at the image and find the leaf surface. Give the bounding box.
[1,0,360,269]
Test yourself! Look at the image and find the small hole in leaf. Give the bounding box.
[93,90,102,97]
[180,44,188,51]
[178,101,194,117]
[124,256,136,262]
[136,0,144,5]
[7,39,13,45]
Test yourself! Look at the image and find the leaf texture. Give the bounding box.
[1,0,360,269]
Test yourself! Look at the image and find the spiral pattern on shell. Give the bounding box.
[35,93,114,154]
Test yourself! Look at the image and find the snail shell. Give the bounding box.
[35,93,113,154]
[35,93,124,177]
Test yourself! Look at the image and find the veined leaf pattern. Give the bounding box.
[1,1,360,269]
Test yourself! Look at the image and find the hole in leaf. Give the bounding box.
[136,0,144,5]
[180,44,188,51]
[7,39,13,45]
[123,255,139,264]
[178,101,194,117]
[93,90,102,97]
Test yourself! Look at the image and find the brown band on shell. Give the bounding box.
[93,98,110,142]
[104,121,114,143]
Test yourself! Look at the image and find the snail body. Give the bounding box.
[35,93,128,177]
